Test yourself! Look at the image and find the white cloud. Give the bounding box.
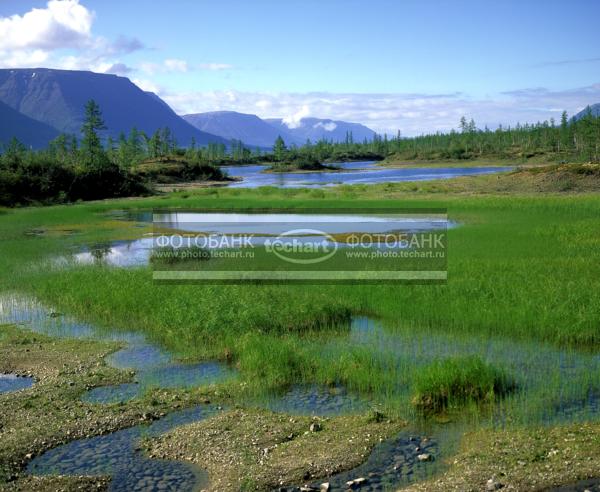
[164,58,188,72]
[132,78,161,94]
[140,59,190,74]
[199,63,233,71]
[0,1,145,72]
[282,104,310,129]
[255,99,271,110]
[104,62,134,76]
[0,0,93,51]
[140,60,232,74]
[0,49,50,68]
[160,85,600,136]
[315,121,337,131]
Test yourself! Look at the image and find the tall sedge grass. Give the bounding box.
[412,355,517,413]
[1,186,600,421]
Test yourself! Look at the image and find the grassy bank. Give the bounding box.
[378,157,522,168]
[367,163,600,194]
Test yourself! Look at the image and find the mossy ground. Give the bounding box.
[0,324,228,490]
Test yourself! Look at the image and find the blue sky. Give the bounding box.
[1,0,600,134]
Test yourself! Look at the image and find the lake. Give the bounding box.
[220,161,511,188]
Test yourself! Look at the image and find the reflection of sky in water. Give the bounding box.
[72,212,451,267]
[220,161,511,188]
[152,212,449,235]
[0,374,34,394]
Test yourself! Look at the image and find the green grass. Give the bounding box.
[412,355,517,413]
[1,182,600,420]
[149,245,211,265]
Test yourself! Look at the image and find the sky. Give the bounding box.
[1,0,600,135]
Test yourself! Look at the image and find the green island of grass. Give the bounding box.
[264,155,341,173]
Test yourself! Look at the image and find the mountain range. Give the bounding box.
[0,100,60,149]
[573,103,600,120]
[183,112,377,148]
[0,68,376,150]
[264,117,376,145]
[182,111,295,148]
[0,68,227,148]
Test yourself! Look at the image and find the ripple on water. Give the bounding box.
[220,161,512,188]
[6,296,600,491]
[81,383,140,404]
[303,431,443,492]
[548,479,600,492]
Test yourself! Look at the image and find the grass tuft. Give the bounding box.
[412,355,516,413]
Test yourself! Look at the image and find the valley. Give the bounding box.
[1,2,600,490]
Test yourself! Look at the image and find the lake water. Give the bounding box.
[220,161,511,188]
[72,211,451,267]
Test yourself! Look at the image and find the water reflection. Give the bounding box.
[0,374,34,394]
[72,211,451,267]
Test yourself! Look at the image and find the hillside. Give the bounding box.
[573,103,600,120]
[0,69,227,147]
[183,111,301,148]
[265,117,376,144]
[0,100,60,149]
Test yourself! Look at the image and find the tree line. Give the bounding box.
[268,108,600,164]
[1,100,599,206]
[0,100,229,206]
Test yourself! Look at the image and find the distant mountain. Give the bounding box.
[573,103,600,120]
[183,111,301,148]
[0,68,227,147]
[265,117,376,144]
[0,100,59,149]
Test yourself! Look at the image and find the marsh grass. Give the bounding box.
[149,245,211,265]
[412,356,517,413]
[1,184,600,421]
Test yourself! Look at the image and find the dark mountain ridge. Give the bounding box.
[0,100,60,149]
[183,111,303,148]
[0,68,227,147]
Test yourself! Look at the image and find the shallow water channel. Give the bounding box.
[2,295,600,491]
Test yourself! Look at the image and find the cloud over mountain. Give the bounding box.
[162,84,600,136]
